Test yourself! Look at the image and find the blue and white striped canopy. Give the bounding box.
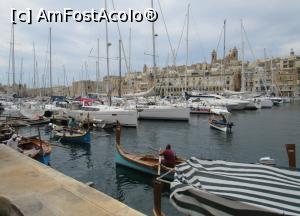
[170,157,300,216]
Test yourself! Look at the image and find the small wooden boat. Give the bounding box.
[24,118,50,126]
[0,125,14,142]
[1,117,50,127]
[53,128,91,144]
[18,137,52,165]
[208,108,234,132]
[115,122,184,179]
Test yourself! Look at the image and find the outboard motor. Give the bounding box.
[227,122,234,133]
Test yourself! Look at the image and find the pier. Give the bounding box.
[0,145,144,216]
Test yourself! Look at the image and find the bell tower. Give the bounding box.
[232,46,238,60]
[211,49,217,64]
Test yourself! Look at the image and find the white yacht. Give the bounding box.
[245,98,262,110]
[188,94,249,111]
[269,97,283,106]
[259,97,273,108]
[67,105,138,127]
[137,105,190,121]
[187,98,228,114]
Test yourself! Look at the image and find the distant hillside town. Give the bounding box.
[1,48,299,98]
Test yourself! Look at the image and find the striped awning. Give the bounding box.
[170,157,300,216]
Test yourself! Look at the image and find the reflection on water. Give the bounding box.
[115,165,153,202]
[16,102,300,215]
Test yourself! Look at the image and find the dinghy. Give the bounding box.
[208,108,234,132]
[18,137,52,165]
[53,128,91,144]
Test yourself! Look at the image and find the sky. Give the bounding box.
[0,0,299,88]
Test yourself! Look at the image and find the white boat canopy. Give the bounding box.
[210,108,230,115]
[170,157,300,216]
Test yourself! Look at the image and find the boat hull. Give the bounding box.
[209,122,227,132]
[230,102,249,110]
[68,109,138,127]
[115,151,158,176]
[260,98,273,108]
[54,131,91,144]
[35,153,51,165]
[138,106,190,121]
[245,101,261,110]
[190,107,211,114]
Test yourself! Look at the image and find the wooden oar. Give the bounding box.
[158,148,161,176]
[148,146,160,152]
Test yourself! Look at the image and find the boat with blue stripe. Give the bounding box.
[53,129,91,144]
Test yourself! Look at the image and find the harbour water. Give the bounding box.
[19,102,300,215]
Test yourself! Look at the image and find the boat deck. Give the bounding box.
[0,145,144,216]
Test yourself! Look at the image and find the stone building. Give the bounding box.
[71,80,98,97]
[13,48,299,98]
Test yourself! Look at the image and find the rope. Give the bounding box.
[157,0,176,65]
[175,15,187,65]
[242,25,256,61]
[216,25,224,56]
[111,0,130,74]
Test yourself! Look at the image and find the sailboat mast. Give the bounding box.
[49,27,53,96]
[119,39,122,97]
[105,0,111,105]
[7,25,13,86]
[128,27,132,93]
[129,26,132,74]
[241,20,245,92]
[33,42,36,91]
[96,38,100,94]
[151,0,157,102]
[12,24,16,90]
[19,57,23,96]
[270,56,274,93]
[185,4,190,92]
[222,19,226,91]
[62,64,66,96]
[263,48,268,94]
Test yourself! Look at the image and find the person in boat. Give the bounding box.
[220,115,227,123]
[213,114,226,125]
[68,117,79,130]
[6,134,22,152]
[160,144,176,168]
[45,123,53,133]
